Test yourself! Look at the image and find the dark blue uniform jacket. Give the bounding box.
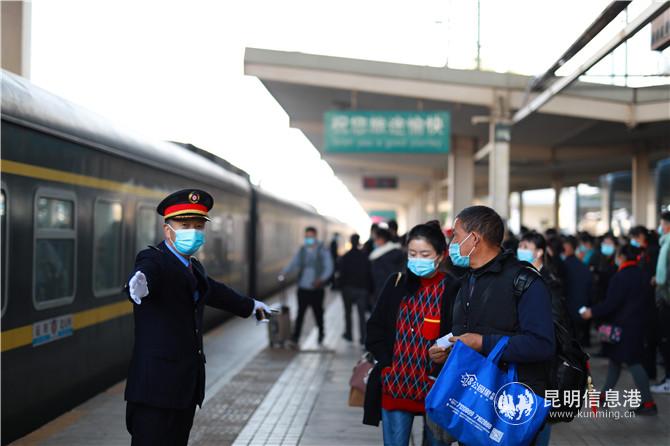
[124,241,254,409]
[563,255,593,320]
[591,264,650,364]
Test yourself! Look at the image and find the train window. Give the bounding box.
[37,197,74,229]
[33,190,77,309]
[135,206,158,252]
[1,188,7,316]
[93,199,123,296]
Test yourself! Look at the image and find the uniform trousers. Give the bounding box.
[126,401,196,446]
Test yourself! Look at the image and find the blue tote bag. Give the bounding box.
[425,337,549,446]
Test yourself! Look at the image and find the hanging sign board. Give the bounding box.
[324,111,450,153]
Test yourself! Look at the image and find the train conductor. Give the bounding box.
[124,189,271,446]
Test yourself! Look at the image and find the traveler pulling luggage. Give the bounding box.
[278,227,334,345]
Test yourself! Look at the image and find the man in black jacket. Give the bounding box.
[430,206,555,399]
[337,234,372,344]
[124,189,271,446]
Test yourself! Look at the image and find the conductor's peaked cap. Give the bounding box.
[157,189,213,221]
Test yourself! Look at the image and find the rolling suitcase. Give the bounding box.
[268,288,292,347]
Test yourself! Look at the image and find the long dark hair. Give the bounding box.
[546,235,565,280]
[407,220,447,254]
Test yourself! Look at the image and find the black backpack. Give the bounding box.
[513,265,590,423]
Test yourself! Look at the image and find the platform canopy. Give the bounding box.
[244,47,669,224]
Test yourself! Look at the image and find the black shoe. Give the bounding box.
[631,402,658,416]
[342,333,353,342]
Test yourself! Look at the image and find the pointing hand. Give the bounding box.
[129,271,149,304]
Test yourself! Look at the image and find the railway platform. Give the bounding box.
[10,287,670,446]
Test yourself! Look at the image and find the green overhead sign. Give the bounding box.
[369,210,397,222]
[324,110,450,153]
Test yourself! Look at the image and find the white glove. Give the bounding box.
[253,299,272,314]
[129,271,149,304]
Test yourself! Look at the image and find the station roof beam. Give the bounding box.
[514,0,670,124]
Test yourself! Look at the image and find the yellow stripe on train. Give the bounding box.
[0,301,133,353]
[0,159,165,198]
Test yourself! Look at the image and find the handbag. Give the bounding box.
[425,337,550,446]
[597,324,622,344]
[348,352,374,407]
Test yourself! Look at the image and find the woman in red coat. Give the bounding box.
[364,221,461,445]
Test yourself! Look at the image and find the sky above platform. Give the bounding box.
[29,0,669,234]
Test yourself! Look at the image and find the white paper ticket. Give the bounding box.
[435,332,454,349]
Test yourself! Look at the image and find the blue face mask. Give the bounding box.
[630,239,641,248]
[600,244,615,257]
[516,248,535,263]
[659,225,665,236]
[168,225,206,255]
[407,257,438,277]
[305,237,316,246]
[449,233,474,268]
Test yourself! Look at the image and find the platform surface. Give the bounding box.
[10,288,670,446]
